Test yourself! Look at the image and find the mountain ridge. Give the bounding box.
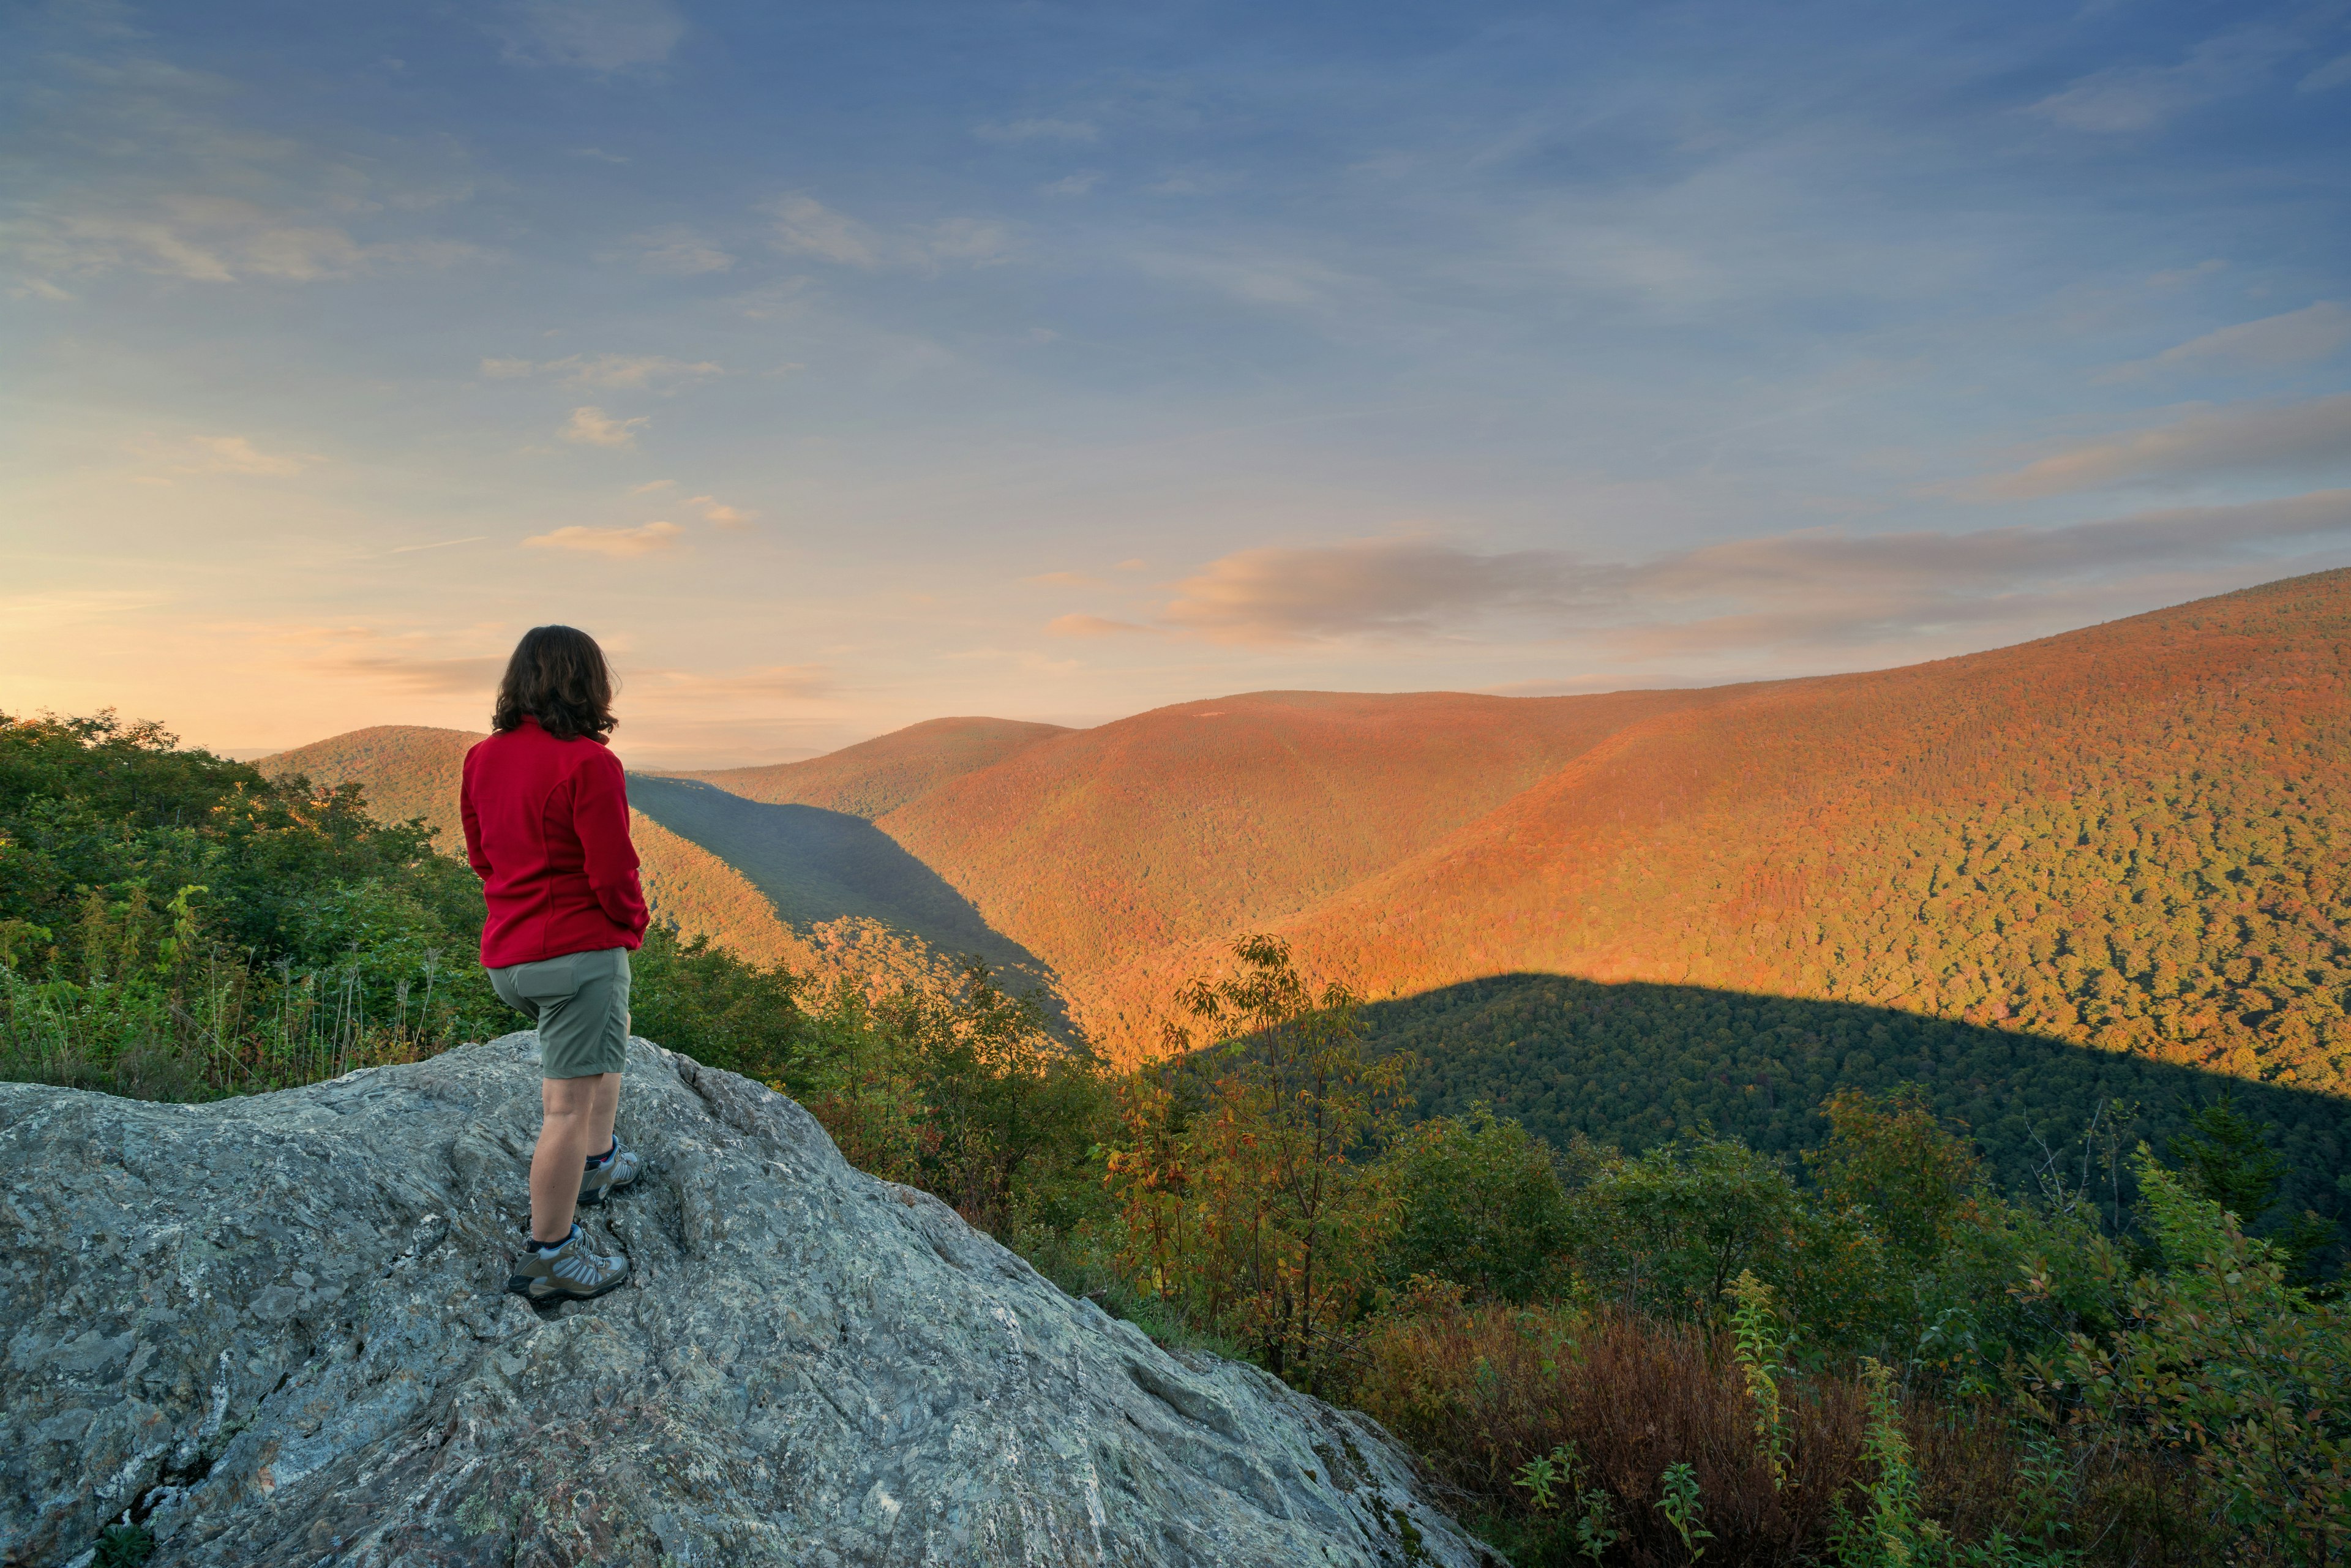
[261,570,2351,1095]
[664,716,1073,819]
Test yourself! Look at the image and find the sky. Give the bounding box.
[4,0,2350,767]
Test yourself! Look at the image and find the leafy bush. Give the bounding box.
[2031,1152,2351,1565]
[0,711,503,1095]
[1383,1105,1573,1304]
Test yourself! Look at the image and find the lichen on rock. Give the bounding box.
[1,1035,1493,1566]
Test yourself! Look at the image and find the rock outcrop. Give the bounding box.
[1,1036,1493,1566]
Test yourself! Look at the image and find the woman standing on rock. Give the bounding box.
[462,625,649,1303]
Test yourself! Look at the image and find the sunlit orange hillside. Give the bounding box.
[868,689,1723,1032]
[667,716,1071,817]
[1240,568,2351,1093]
[267,571,2351,1097]
[742,571,2344,1089]
[907,571,2347,1085]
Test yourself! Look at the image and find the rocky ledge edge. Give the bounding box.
[1,1033,1493,1567]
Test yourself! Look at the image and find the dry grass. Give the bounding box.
[1344,1291,2219,1567]
[1350,1294,1862,1565]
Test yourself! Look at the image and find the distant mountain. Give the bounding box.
[265,572,2351,1116]
[668,717,1071,819]
[1261,570,2351,1098]
[261,726,476,849]
[781,572,2351,1098]
[255,726,811,974]
[253,725,1032,1000]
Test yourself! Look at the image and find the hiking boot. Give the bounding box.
[578,1133,640,1208]
[505,1225,629,1303]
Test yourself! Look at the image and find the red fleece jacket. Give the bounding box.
[460,717,648,968]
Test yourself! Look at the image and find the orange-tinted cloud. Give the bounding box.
[524,520,683,557]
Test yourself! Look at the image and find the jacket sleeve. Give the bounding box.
[575,750,650,937]
[459,752,493,881]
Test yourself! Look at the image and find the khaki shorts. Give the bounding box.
[487,947,632,1079]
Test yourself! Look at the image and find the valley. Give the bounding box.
[265,571,2351,1212]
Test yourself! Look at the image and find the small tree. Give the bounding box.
[1112,935,1406,1392]
[1805,1084,1985,1272]
[2039,1149,2351,1566]
[2172,1089,2339,1281]
[1379,1105,1571,1304]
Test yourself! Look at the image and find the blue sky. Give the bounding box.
[4,0,2349,763]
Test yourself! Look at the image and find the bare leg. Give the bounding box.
[531,1073,621,1244]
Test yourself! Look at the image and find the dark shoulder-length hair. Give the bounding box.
[492,625,618,741]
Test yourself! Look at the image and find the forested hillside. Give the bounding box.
[256,726,986,997]
[792,572,2351,1095]
[261,725,474,846]
[1365,974,2351,1225]
[263,574,2351,1114]
[872,688,1719,1042]
[1272,571,2351,1097]
[673,715,1071,817]
[15,715,2344,1566]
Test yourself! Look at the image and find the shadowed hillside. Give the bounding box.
[266,572,2351,1104]
[626,775,1065,1016]
[803,572,2351,1086]
[1364,974,2351,1226]
[1254,570,2351,1093]
[670,716,1071,818]
[255,726,1038,1002]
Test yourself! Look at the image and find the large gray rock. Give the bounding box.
[1,1036,1493,1567]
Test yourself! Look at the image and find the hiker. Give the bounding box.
[462,625,649,1303]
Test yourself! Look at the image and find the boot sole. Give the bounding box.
[504,1270,629,1303]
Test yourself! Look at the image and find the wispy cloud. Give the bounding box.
[12,195,489,285]
[975,118,1097,144]
[523,520,684,557]
[646,664,834,699]
[766,194,1013,270]
[386,535,488,555]
[1965,393,2351,498]
[1591,492,2351,659]
[619,225,736,276]
[1131,246,1371,315]
[494,0,683,72]
[1046,613,1152,637]
[1040,172,1103,198]
[1154,493,2351,657]
[181,435,317,476]
[2027,31,2294,133]
[280,627,509,696]
[768,195,884,267]
[2148,259,2229,290]
[2101,302,2351,380]
[485,354,720,389]
[0,588,174,632]
[560,407,650,448]
[1617,492,2351,601]
[2299,52,2351,93]
[684,494,752,526]
[1162,538,1577,645]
